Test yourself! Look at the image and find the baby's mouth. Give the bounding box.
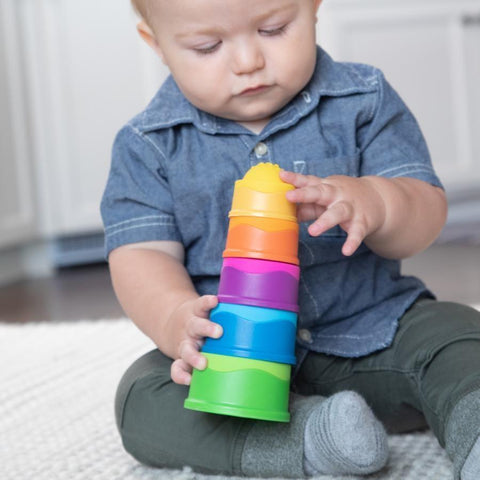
[239,85,271,96]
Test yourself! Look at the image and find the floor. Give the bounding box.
[0,244,479,323]
[0,262,124,323]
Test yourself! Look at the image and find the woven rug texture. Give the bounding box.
[0,319,455,480]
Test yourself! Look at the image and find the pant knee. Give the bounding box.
[114,350,202,469]
[412,302,480,388]
[115,349,173,432]
[115,352,249,474]
[403,303,480,443]
[396,301,480,365]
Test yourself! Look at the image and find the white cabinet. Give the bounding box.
[0,0,37,249]
[2,0,479,281]
[317,0,480,193]
[1,0,168,280]
[19,0,168,236]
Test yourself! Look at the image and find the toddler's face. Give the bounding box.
[142,0,321,130]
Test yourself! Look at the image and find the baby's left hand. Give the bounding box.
[280,171,386,256]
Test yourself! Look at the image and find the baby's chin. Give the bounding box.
[221,108,279,126]
[230,96,296,124]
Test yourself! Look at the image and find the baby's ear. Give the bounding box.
[136,20,166,64]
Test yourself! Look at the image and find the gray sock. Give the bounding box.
[241,392,388,478]
[304,391,389,476]
[461,436,480,480]
[445,390,480,480]
[241,394,320,478]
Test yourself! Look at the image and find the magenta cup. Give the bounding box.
[217,257,300,312]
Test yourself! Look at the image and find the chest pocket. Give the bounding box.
[299,225,349,267]
[303,155,358,177]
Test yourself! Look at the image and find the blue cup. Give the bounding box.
[203,302,297,364]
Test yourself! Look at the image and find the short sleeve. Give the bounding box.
[100,124,182,258]
[358,70,443,189]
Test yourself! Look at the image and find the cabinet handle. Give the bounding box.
[462,14,480,26]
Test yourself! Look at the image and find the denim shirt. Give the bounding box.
[101,47,443,363]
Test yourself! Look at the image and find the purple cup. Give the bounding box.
[218,257,299,312]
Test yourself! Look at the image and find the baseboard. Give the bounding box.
[437,196,480,245]
[0,242,53,287]
[50,232,105,267]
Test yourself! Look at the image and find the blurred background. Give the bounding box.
[1,0,479,321]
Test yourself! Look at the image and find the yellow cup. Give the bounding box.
[229,163,296,221]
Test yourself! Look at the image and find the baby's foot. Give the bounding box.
[304,391,389,475]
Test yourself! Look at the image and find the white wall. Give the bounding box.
[1,0,479,285]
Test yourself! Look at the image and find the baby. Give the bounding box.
[101,1,480,478]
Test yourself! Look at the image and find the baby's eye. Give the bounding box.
[193,41,222,55]
[259,24,287,36]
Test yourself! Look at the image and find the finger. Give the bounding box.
[308,201,353,237]
[171,358,192,385]
[179,339,207,370]
[286,184,336,206]
[192,295,218,318]
[296,204,327,223]
[342,222,367,257]
[280,170,323,189]
[185,315,223,340]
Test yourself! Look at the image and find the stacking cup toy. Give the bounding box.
[185,163,299,422]
[203,302,297,364]
[229,165,297,221]
[184,353,291,422]
[224,216,299,265]
[218,258,299,312]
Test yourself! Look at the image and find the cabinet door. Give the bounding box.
[317,0,480,192]
[0,0,36,248]
[20,0,168,235]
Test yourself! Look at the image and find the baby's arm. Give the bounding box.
[108,241,222,385]
[280,171,447,259]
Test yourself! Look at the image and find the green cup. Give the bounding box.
[184,352,291,422]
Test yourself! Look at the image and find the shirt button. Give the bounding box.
[298,329,312,343]
[301,91,312,103]
[254,142,268,157]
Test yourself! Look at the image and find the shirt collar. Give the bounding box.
[134,46,377,136]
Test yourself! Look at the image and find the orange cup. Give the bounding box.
[223,217,299,265]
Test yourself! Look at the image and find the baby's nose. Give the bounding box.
[231,39,265,75]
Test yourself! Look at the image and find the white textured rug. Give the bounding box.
[0,319,456,480]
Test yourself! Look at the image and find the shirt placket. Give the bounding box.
[250,140,272,166]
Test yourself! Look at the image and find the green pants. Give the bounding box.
[115,300,480,475]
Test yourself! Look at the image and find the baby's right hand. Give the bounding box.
[169,295,222,385]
